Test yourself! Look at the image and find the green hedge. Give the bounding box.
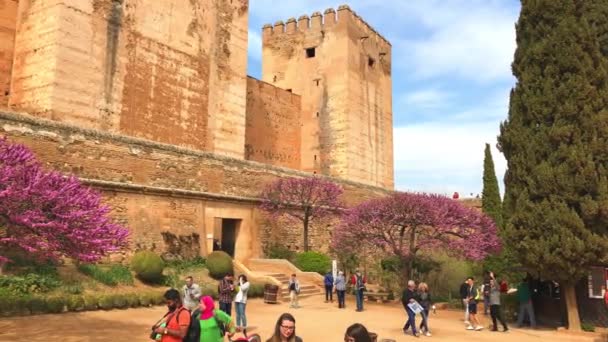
[207,251,233,280]
[248,283,265,298]
[131,251,165,283]
[294,252,331,275]
[0,273,61,295]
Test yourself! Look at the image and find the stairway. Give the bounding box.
[265,273,322,302]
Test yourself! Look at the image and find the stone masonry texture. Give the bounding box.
[0,1,394,260]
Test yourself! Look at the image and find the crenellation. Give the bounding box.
[323,8,337,27]
[297,15,309,31]
[285,17,297,33]
[310,11,322,29]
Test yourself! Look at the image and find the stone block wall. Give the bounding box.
[0,0,17,106]
[6,0,248,158]
[245,76,301,169]
[0,110,389,259]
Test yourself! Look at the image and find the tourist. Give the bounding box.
[151,289,191,341]
[459,279,470,324]
[344,323,372,342]
[324,271,334,303]
[288,274,300,309]
[335,271,347,309]
[489,274,508,332]
[417,282,432,337]
[235,274,250,331]
[402,280,419,337]
[516,276,536,328]
[197,295,235,342]
[482,271,492,315]
[219,273,235,316]
[465,277,483,331]
[183,276,202,311]
[351,269,366,312]
[266,313,303,342]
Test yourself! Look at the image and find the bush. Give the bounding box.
[112,294,129,309]
[138,292,153,307]
[151,291,165,305]
[248,283,265,298]
[294,252,331,275]
[581,322,595,332]
[126,294,140,308]
[77,264,134,286]
[83,294,98,311]
[0,273,61,295]
[165,256,207,272]
[206,251,233,280]
[98,295,114,310]
[67,295,85,312]
[28,296,46,314]
[131,251,165,283]
[45,296,65,314]
[265,243,295,261]
[200,284,219,299]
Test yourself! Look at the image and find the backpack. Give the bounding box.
[183,309,200,342]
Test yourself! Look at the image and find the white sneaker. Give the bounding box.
[464,320,470,325]
[475,326,483,331]
[425,332,432,336]
[466,326,474,330]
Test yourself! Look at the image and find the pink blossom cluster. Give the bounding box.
[260,176,343,221]
[0,138,129,263]
[332,192,500,261]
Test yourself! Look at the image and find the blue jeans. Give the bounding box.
[235,302,247,327]
[219,301,232,316]
[419,308,429,332]
[355,289,364,311]
[403,308,417,334]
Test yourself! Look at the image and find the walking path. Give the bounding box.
[0,295,602,341]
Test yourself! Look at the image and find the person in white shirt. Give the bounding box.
[234,274,250,331]
[182,276,202,311]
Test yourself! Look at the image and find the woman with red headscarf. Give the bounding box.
[198,295,235,342]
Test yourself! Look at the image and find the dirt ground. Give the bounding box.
[0,295,604,342]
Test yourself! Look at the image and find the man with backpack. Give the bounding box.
[218,273,235,316]
[351,269,366,312]
[151,289,191,342]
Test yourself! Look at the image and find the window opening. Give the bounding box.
[306,47,316,58]
[368,57,375,68]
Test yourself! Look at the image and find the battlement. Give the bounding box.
[262,4,391,49]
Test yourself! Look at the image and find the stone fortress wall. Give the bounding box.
[0,1,394,260]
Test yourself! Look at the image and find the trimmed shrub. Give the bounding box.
[126,294,140,308]
[107,265,134,286]
[151,291,165,305]
[67,295,85,312]
[98,295,114,310]
[138,292,153,307]
[248,283,265,298]
[64,283,84,295]
[131,251,165,283]
[112,294,129,309]
[83,294,98,311]
[28,296,46,314]
[294,252,331,275]
[206,251,233,280]
[45,296,65,314]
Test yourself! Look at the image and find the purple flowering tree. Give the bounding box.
[332,192,500,279]
[0,138,129,264]
[260,177,343,252]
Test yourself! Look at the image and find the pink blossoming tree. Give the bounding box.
[0,138,129,264]
[260,177,343,252]
[332,192,500,280]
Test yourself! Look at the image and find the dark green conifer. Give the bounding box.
[481,143,502,228]
[498,0,608,331]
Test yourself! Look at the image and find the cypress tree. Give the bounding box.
[498,0,608,331]
[481,143,502,228]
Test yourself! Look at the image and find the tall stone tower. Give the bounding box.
[262,5,394,189]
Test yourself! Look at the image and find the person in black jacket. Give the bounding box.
[460,279,470,324]
[402,280,419,337]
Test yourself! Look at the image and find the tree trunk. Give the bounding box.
[303,216,309,252]
[564,283,581,331]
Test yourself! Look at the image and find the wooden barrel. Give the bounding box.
[264,284,279,304]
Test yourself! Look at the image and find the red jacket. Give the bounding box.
[351,274,366,285]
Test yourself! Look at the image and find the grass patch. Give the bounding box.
[77,264,134,286]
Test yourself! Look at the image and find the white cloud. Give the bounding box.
[393,121,507,196]
[397,88,452,109]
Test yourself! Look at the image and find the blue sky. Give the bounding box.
[247,1,520,197]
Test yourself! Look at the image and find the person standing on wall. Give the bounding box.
[351,270,366,312]
[324,271,334,303]
[183,276,202,311]
[218,273,235,316]
[335,271,347,309]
